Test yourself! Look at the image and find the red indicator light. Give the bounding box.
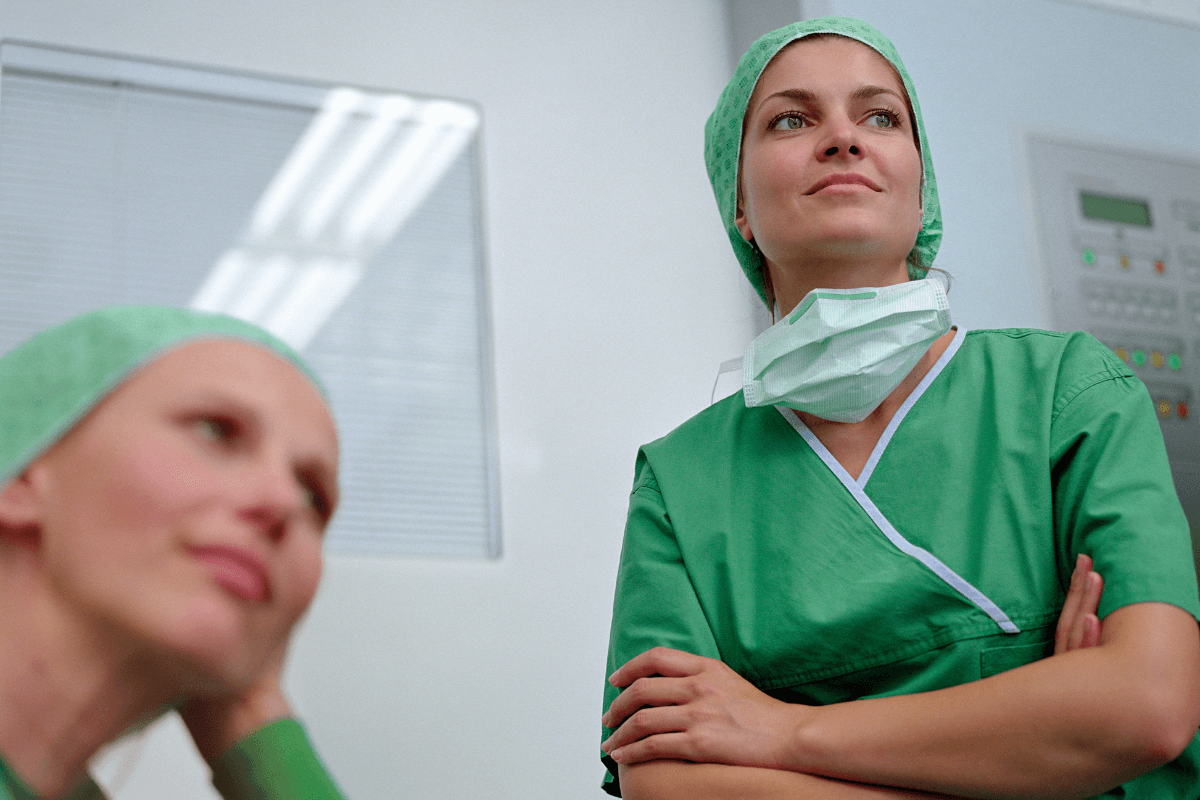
[1179,402,1190,420]
[1155,259,1166,274]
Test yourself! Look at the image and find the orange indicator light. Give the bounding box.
[1151,351,1164,368]
[1115,347,1128,363]
[1120,254,1131,270]
[1157,399,1172,418]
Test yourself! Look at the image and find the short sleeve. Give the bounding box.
[211,719,347,800]
[1051,362,1200,620]
[601,452,723,796]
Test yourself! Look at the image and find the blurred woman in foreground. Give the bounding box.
[0,306,346,799]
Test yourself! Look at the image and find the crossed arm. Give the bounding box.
[602,557,1200,800]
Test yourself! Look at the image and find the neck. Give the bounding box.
[767,253,910,318]
[0,555,175,798]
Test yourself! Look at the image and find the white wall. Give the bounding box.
[0,2,755,799]
[4,1,1199,799]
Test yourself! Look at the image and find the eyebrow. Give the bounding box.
[189,391,262,428]
[753,84,906,117]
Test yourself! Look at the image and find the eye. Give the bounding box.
[298,473,334,525]
[865,111,900,129]
[193,415,240,444]
[770,113,809,131]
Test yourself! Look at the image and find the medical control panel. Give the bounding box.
[1026,134,1200,551]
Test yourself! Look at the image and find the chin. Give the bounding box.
[798,226,912,262]
[153,595,273,693]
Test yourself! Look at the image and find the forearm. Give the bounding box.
[620,762,954,800]
[786,605,1200,799]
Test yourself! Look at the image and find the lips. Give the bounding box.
[191,545,269,602]
[806,172,882,194]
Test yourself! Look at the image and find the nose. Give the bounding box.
[239,455,306,541]
[817,115,862,160]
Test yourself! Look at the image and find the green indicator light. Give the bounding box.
[1132,349,1146,366]
[1170,353,1183,371]
[1082,248,1096,265]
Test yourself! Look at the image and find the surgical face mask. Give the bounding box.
[742,276,951,422]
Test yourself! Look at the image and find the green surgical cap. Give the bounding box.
[0,305,325,485]
[704,16,942,306]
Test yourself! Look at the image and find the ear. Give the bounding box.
[734,200,754,244]
[0,469,45,548]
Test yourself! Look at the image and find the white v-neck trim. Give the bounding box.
[857,327,966,486]
[776,329,1020,635]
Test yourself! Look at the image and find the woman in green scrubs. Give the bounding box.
[600,17,1200,800]
[0,306,346,800]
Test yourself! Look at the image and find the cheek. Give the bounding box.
[739,153,797,235]
[744,146,798,197]
[283,540,323,620]
[44,444,186,554]
[884,149,924,224]
[897,147,924,200]
[97,433,208,518]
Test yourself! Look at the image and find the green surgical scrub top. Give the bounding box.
[0,719,345,800]
[602,329,1200,798]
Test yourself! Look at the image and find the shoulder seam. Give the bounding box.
[631,459,663,498]
[1052,368,1138,422]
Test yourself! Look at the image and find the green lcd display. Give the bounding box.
[1080,191,1152,227]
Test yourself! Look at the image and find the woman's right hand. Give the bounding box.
[1055,553,1104,654]
[179,656,292,765]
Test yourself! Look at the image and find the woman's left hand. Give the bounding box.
[601,646,808,769]
[179,660,293,765]
[1055,553,1104,655]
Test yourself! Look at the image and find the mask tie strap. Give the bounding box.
[711,357,744,406]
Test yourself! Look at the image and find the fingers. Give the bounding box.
[1078,613,1101,649]
[602,705,693,759]
[1081,568,1103,618]
[608,646,710,688]
[606,731,697,765]
[603,674,693,730]
[1066,571,1104,651]
[1055,554,1105,655]
[1055,554,1091,655]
